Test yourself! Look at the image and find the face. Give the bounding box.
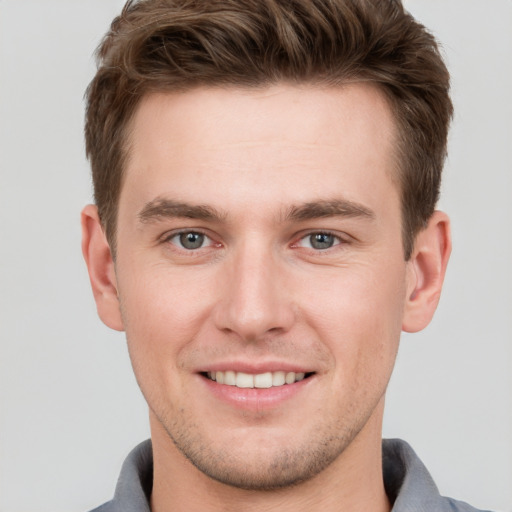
[106,84,413,488]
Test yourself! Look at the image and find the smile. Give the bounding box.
[205,370,310,389]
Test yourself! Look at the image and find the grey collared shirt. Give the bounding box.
[90,439,491,512]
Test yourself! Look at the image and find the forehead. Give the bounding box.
[128,82,396,152]
[122,83,399,217]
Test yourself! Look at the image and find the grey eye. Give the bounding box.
[309,233,336,250]
[179,232,205,249]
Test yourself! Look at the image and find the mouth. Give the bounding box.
[202,370,315,389]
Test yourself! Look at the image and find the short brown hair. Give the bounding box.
[85,0,452,259]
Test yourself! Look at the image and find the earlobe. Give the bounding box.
[402,211,451,333]
[81,205,124,331]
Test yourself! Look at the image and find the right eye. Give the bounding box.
[167,231,213,250]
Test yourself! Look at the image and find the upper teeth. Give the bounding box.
[207,370,306,389]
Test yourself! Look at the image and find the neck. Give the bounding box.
[149,403,391,512]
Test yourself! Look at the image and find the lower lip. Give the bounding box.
[199,374,313,411]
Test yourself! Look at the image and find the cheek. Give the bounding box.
[301,263,406,378]
[118,267,217,376]
[121,262,216,327]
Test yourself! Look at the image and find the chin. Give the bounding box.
[161,415,363,490]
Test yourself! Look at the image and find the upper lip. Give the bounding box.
[195,361,314,374]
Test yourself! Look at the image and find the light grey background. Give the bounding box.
[0,1,511,511]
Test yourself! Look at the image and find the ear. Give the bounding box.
[402,211,451,333]
[81,205,124,331]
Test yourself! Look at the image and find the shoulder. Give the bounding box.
[442,497,494,512]
[87,440,153,512]
[383,439,494,512]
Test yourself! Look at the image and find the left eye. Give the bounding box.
[298,232,341,250]
[169,231,211,250]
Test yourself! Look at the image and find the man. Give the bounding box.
[81,1,490,511]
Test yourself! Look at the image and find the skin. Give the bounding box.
[82,83,451,512]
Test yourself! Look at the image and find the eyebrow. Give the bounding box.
[138,197,375,225]
[284,199,375,222]
[138,198,226,223]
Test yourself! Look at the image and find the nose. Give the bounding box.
[213,242,295,341]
